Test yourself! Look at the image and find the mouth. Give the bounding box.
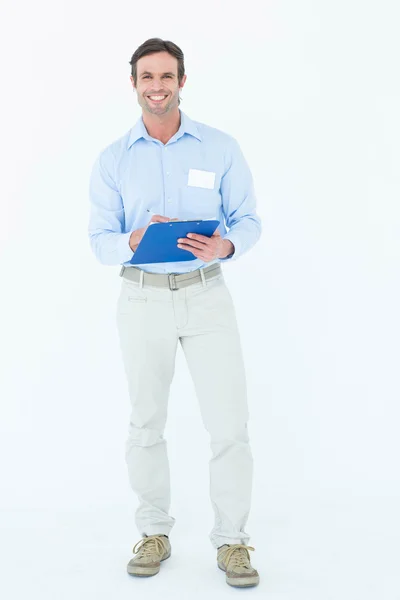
[147,95,168,104]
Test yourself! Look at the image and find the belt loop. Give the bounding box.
[119,265,125,277]
[200,267,206,287]
[139,270,144,289]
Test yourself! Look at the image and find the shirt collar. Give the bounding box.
[127,109,202,148]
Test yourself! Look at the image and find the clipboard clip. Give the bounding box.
[168,273,179,291]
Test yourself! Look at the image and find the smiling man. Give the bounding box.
[88,38,262,588]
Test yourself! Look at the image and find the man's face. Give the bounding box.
[131,51,186,116]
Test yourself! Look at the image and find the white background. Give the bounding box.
[1,1,399,598]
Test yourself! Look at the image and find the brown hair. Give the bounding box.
[129,37,185,86]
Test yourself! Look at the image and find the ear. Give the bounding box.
[130,75,136,90]
[179,74,187,90]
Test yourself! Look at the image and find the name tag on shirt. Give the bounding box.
[187,168,216,190]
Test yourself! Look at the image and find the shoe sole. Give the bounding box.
[127,550,171,577]
[218,564,260,587]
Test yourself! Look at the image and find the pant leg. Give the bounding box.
[116,278,178,537]
[179,274,254,549]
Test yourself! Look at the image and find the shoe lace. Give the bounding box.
[222,544,255,568]
[132,535,167,558]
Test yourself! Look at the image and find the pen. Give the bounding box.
[147,209,188,222]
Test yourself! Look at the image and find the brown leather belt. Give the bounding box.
[119,263,222,291]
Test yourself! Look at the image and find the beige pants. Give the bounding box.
[115,267,253,549]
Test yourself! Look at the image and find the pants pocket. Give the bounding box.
[117,280,147,314]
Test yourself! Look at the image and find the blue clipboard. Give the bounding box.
[129,219,220,265]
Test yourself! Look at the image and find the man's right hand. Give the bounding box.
[129,215,179,252]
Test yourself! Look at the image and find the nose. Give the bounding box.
[149,78,166,91]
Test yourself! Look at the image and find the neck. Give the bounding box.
[142,108,181,145]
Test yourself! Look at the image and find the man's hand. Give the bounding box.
[129,215,179,252]
[177,230,234,261]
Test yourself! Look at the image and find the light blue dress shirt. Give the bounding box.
[88,110,261,273]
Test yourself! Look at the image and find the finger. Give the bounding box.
[183,234,212,247]
[177,242,195,251]
[177,239,209,251]
[151,215,171,223]
[186,233,209,243]
[178,244,199,257]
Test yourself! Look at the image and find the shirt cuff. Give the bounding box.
[118,231,135,264]
[219,234,240,261]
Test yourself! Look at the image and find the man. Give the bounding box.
[88,38,262,588]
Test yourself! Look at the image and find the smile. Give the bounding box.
[148,95,168,102]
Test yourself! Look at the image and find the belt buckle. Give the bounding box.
[168,273,179,291]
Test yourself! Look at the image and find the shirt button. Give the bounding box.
[167,199,172,203]
[166,171,170,175]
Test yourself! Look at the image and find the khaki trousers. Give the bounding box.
[116,267,253,549]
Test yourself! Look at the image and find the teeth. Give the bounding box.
[149,95,167,101]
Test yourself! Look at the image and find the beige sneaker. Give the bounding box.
[217,543,260,587]
[127,534,171,577]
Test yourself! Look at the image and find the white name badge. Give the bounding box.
[188,168,216,190]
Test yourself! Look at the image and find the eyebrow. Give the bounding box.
[139,71,176,77]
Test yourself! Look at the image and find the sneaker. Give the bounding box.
[127,534,171,577]
[217,543,260,587]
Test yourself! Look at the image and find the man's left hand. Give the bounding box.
[177,230,234,262]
